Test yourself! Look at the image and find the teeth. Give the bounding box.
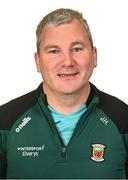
[58,73,78,77]
[60,74,73,77]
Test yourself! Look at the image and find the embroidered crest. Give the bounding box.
[91,144,105,162]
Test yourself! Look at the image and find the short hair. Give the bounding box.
[36,8,93,53]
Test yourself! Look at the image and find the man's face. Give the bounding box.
[35,20,97,95]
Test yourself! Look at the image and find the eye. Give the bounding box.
[47,49,59,54]
[71,47,83,53]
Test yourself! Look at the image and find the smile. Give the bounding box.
[58,72,79,78]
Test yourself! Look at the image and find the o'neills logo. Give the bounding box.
[15,117,31,132]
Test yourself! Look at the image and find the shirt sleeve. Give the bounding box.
[0,132,7,178]
[0,154,7,178]
[124,134,128,178]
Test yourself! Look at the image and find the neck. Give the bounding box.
[43,83,90,115]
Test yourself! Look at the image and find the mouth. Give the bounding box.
[58,72,79,78]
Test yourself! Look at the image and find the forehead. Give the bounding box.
[42,20,88,40]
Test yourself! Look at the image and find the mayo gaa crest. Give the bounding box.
[91,144,105,162]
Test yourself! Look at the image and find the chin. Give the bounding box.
[59,87,81,95]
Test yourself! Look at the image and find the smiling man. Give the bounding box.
[0,8,128,179]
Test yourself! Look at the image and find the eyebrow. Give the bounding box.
[44,40,85,51]
[44,45,59,51]
[70,41,85,47]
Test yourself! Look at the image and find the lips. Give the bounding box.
[58,72,79,78]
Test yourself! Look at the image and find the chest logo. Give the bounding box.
[17,145,45,157]
[91,144,105,162]
[15,116,31,132]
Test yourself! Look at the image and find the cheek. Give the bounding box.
[40,61,57,77]
[75,53,92,66]
[79,59,95,76]
[78,58,93,69]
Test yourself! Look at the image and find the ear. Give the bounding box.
[34,52,41,73]
[92,47,97,68]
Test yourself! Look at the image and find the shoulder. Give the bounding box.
[98,89,128,110]
[0,83,42,130]
[96,87,128,133]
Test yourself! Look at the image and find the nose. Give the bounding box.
[62,52,75,67]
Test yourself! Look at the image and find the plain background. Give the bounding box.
[0,0,128,105]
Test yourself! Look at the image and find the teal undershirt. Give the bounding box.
[48,104,87,146]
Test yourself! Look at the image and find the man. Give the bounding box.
[0,8,128,179]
